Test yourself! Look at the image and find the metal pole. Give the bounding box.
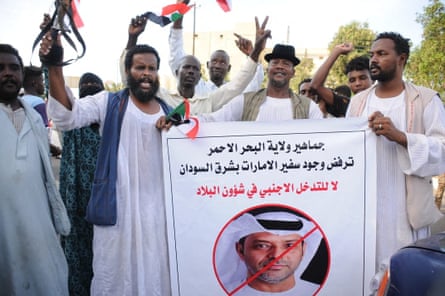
[192,3,196,55]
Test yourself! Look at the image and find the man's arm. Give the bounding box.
[120,15,148,85]
[234,17,267,93]
[168,0,189,77]
[209,17,271,111]
[310,43,354,105]
[40,32,72,110]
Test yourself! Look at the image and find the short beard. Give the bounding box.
[0,79,21,103]
[269,78,288,89]
[127,74,160,103]
[370,65,396,82]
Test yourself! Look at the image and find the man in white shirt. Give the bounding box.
[40,33,172,295]
[169,0,264,97]
[122,14,269,115]
[346,32,445,288]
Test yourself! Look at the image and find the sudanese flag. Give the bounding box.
[143,3,193,27]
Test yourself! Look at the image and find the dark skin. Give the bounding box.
[39,33,161,115]
[156,16,271,130]
[0,53,23,110]
[175,55,201,98]
[367,38,408,147]
[126,15,147,50]
[173,0,268,87]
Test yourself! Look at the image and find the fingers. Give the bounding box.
[39,31,61,55]
[258,30,272,42]
[260,16,269,30]
[255,16,269,31]
[131,15,147,27]
[233,33,242,40]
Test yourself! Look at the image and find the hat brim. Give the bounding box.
[265,54,300,66]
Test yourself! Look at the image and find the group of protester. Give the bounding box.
[1,1,445,295]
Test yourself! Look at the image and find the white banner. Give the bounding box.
[162,118,377,295]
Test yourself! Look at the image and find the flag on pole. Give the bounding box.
[143,3,193,27]
[166,99,199,139]
[216,0,232,12]
[71,0,84,28]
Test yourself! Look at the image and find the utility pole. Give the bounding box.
[286,25,290,44]
[192,3,197,55]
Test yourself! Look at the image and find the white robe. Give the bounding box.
[0,103,69,296]
[354,89,445,267]
[48,90,170,296]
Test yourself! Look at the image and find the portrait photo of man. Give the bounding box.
[214,205,329,295]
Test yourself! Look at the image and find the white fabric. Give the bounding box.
[199,95,324,122]
[0,103,69,296]
[354,89,445,268]
[232,278,320,296]
[168,27,264,98]
[215,212,322,295]
[158,57,261,115]
[48,90,170,296]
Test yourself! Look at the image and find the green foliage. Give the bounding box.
[105,81,124,92]
[405,0,445,98]
[325,22,376,87]
[291,56,314,93]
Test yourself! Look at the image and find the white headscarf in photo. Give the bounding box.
[214,210,323,293]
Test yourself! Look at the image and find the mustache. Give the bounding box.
[138,77,155,84]
[261,258,289,269]
[0,77,19,86]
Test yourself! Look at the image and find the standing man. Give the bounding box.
[22,65,62,157]
[40,33,172,294]
[346,32,445,274]
[310,43,373,117]
[22,65,49,126]
[177,44,324,123]
[0,44,70,295]
[169,0,264,97]
[122,14,268,115]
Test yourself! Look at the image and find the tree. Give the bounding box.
[324,22,376,87]
[105,81,124,92]
[291,56,314,92]
[405,0,445,98]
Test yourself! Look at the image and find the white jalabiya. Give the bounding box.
[360,89,443,268]
[48,89,170,296]
[199,95,324,122]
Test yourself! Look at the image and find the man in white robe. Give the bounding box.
[40,35,171,295]
[346,32,445,290]
[0,44,70,296]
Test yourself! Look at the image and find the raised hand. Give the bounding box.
[250,16,271,62]
[40,13,51,30]
[129,15,147,38]
[334,42,354,55]
[234,33,253,56]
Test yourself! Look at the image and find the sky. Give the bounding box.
[0,0,436,83]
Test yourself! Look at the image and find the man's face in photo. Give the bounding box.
[237,232,305,287]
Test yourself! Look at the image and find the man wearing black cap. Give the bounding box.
[190,44,324,122]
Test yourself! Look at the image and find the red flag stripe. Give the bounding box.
[161,3,193,16]
[216,0,231,12]
[71,0,84,28]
